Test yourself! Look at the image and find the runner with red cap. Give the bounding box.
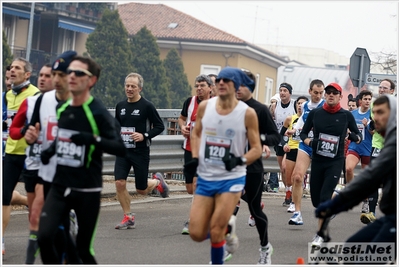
[299,82,362,248]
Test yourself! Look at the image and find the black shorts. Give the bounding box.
[23,169,44,193]
[274,145,285,157]
[3,153,26,205]
[183,149,197,184]
[114,147,150,191]
[286,149,298,162]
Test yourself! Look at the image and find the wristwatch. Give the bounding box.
[144,133,149,139]
[95,136,101,143]
[240,156,247,165]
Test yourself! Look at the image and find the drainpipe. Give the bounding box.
[26,2,35,61]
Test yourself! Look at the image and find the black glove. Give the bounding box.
[348,132,359,142]
[223,153,243,171]
[41,144,56,165]
[315,195,346,219]
[2,121,7,131]
[20,124,29,136]
[70,132,95,146]
[183,158,199,179]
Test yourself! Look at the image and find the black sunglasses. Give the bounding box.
[67,68,93,77]
[325,90,340,95]
[215,78,231,83]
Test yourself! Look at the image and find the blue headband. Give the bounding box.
[217,67,255,92]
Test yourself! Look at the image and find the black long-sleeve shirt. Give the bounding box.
[244,98,280,173]
[53,97,126,189]
[115,97,165,149]
[300,107,360,160]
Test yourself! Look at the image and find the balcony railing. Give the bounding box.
[11,46,59,84]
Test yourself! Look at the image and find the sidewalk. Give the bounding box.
[14,175,292,199]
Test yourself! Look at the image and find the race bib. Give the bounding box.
[371,147,381,158]
[315,133,339,158]
[28,131,43,162]
[7,109,17,128]
[204,136,231,165]
[357,123,365,141]
[292,123,301,141]
[56,128,85,167]
[121,127,135,148]
[46,116,58,141]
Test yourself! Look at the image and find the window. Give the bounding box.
[62,29,75,51]
[254,74,260,100]
[200,64,221,75]
[265,77,274,104]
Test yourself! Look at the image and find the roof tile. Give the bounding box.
[118,2,246,44]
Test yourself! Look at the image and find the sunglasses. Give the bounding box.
[215,78,232,83]
[325,90,341,95]
[67,68,93,77]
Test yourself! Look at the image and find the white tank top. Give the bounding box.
[25,94,41,170]
[274,99,296,132]
[37,90,59,182]
[197,97,248,181]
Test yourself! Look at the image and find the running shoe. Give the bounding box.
[288,212,303,225]
[152,172,169,198]
[258,242,273,265]
[181,220,189,235]
[311,234,324,248]
[209,250,232,264]
[265,184,273,193]
[225,215,239,254]
[282,197,291,207]
[287,202,295,213]
[361,200,369,213]
[360,212,376,224]
[115,214,136,230]
[248,215,256,227]
[272,187,279,193]
[248,202,265,227]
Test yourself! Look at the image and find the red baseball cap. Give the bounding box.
[325,82,342,93]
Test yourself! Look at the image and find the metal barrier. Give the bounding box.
[103,135,362,181]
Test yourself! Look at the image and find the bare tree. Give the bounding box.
[370,50,397,75]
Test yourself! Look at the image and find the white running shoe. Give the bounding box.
[361,200,369,213]
[288,212,303,225]
[258,242,273,265]
[225,215,239,254]
[311,234,324,248]
[287,203,295,213]
[248,215,256,227]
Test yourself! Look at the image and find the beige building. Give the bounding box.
[118,2,287,104]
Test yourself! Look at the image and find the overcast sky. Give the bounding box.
[121,1,398,59]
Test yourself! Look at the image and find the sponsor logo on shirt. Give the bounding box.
[131,109,140,116]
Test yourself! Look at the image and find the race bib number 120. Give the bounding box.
[204,136,232,165]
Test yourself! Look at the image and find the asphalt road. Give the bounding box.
[2,193,370,265]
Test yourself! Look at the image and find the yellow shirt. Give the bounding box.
[5,84,40,155]
[287,114,300,149]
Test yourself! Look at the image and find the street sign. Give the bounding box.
[349,47,370,89]
[365,73,397,86]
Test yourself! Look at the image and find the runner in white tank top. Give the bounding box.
[183,67,262,264]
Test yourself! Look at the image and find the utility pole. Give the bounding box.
[26,2,35,61]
